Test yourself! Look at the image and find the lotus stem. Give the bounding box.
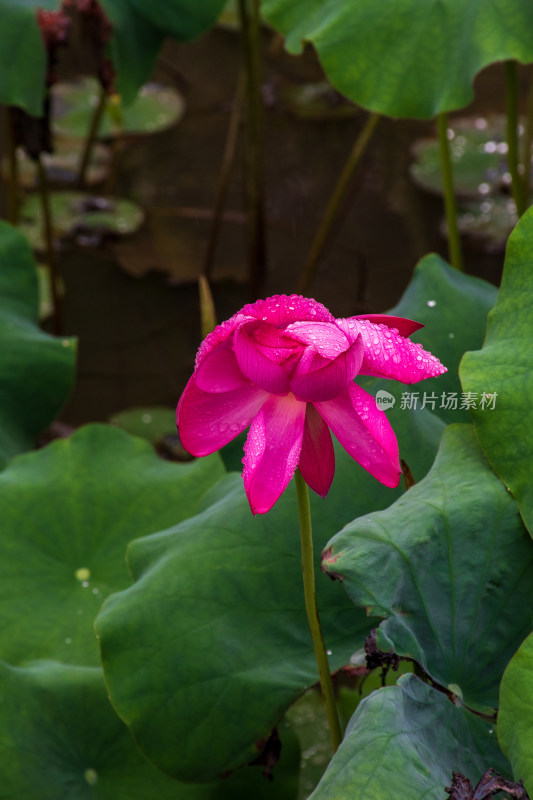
[77,84,107,188]
[436,112,463,270]
[295,469,342,753]
[6,108,20,226]
[297,111,380,295]
[36,156,63,335]
[505,60,527,217]
[237,0,266,300]
[203,69,245,279]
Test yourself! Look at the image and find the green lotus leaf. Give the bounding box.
[321,425,533,712]
[309,675,509,800]
[498,632,533,797]
[0,424,224,666]
[261,0,533,118]
[461,205,533,536]
[0,660,299,799]
[0,220,75,469]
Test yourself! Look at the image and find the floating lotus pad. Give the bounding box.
[2,138,111,189]
[52,78,186,139]
[456,196,518,250]
[19,191,144,251]
[410,115,513,198]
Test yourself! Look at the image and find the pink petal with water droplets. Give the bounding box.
[290,337,364,402]
[234,322,299,394]
[335,318,446,383]
[354,315,424,337]
[314,383,401,487]
[195,312,252,369]
[177,376,269,456]
[284,320,351,358]
[195,338,249,393]
[243,393,306,514]
[299,404,335,497]
[242,294,334,327]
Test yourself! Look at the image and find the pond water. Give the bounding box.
[35,25,507,426]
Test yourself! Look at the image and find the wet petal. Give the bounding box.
[195,338,248,393]
[314,383,401,487]
[299,404,335,497]
[234,323,296,394]
[353,314,424,337]
[195,312,252,369]
[284,320,350,358]
[243,393,306,514]
[290,337,364,402]
[242,294,334,327]
[335,318,446,383]
[177,376,268,456]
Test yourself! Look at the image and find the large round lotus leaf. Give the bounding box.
[96,464,383,783]
[0,0,225,115]
[322,425,533,712]
[0,660,299,799]
[410,116,511,197]
[19,191,144,251]
[385,252,497,425]
[460,205,533,537]
[52,79,186,139]
[498,632,533,796]
[0,424,224,666]
[309,675,509,800]
[261,0,533,119]
[0,221,75,469]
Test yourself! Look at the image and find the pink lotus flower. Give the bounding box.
[177,295,446,514]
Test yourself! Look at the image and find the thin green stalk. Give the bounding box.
[295,470,342,753]
[203,69,245,279]
[37,156,63,335]
[6,108,20,225]
[297,112,380,295]
[436,113,463,270]
[77,84,107,188]
[237,0,266,300]
[198,274,217,339]
[505,60,527,217]
[521,68,533,203]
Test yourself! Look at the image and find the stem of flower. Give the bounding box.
[505,60,527,218]
[297,111,380,295]
[436,112,462,271]
[295,469,342,753]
